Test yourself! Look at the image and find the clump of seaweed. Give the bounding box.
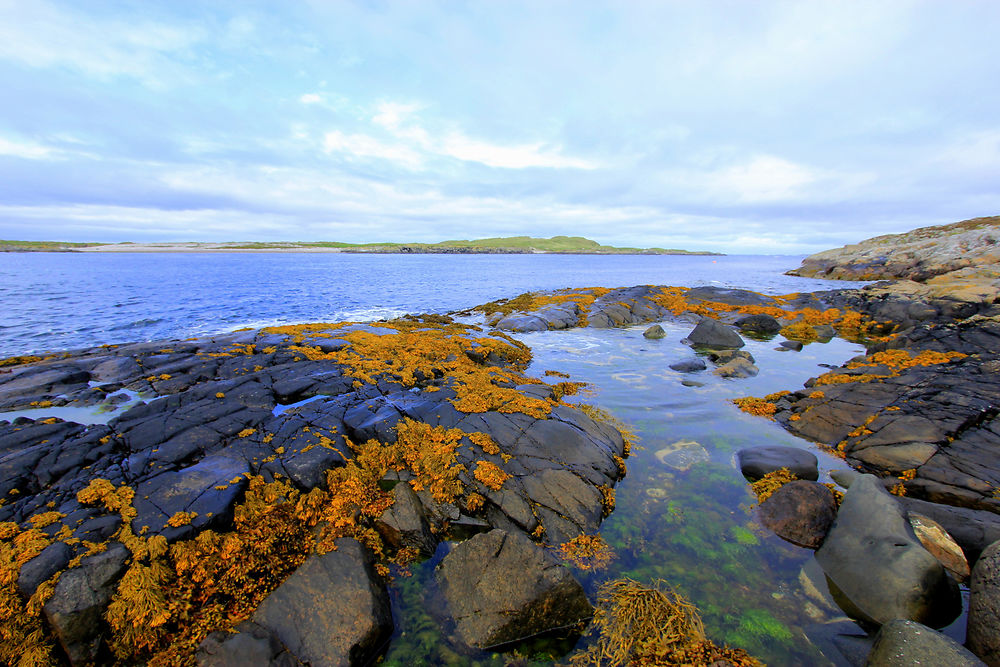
[556,534,615,571]
[569,578,762,666]
[750,468,797,503]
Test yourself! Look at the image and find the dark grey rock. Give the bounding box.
[737,446,819,482]
[669,358,707,373]
[780,340,804,351]
[18,540,73,598]
[43,542,130,665]
[253,538,392,667]
[758,480,837,549]
[685,318,745,349]
[865,619,985,666]
[815,475,960,628]
[967,539,1000,666]
[734,313,782,335]
[436,529,592,648]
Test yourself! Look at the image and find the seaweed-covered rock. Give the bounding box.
[815,475,960,628]
[735,313,782,335]
[436,529,592,648]
[252,538,392,666]
[757,480,837,549]
[375,481,438,556]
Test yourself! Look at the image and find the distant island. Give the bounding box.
[0,235,721,255]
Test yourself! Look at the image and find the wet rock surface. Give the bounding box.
[967,539,1000,666]
[757,480,837,549]
[815,475,960,628]
[737,445,819,482]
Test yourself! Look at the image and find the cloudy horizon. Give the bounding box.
[1,1,998,254]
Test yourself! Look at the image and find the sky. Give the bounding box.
[1,1,999,254]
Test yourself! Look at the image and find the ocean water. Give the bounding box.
[0,252,866,357]
[3,252,903,665]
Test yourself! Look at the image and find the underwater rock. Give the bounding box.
[684,318,745,350]
[669,358,707,373]
[713,357,758,378]
[815,475,960,628]
[865,619,985,666]
[436,528,592,648]
[734,313,782,335]
[654,439,709,471]
[737,445,819,482]
[907,512,970,581]
[43,542,130,665]
[252,538,392,667]
[758,480,837,549]
[967,539,1000,666]
[643,324,666,339]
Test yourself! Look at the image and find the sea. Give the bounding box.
[5,252,961,666]
[0,252,862,357]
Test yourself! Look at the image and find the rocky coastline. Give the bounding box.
[3,219,1000,665]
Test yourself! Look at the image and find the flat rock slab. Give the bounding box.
[436,529,592,649]
[815,475,960,628]
[253,538,392,667]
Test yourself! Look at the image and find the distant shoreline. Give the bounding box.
[0,238,723,256]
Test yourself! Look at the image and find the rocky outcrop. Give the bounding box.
[0,318,627,664]
[788,215,1000,282]
[436,529,593,648]
[815,475,960,628]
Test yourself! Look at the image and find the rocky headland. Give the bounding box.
[3,217,1000,665]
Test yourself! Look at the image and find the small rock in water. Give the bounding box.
[757,480,837,549]
[684,318,745,350]
[713,357,759,378]
[643,324,666,339]
[737,445,819,482]
[734,313,782,335]
[779,340,804,351]
[655,439,710,471]
[680,379,705,387]
[669,358,707,373]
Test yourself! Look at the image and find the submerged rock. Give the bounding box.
[669,358,707,373]
[815,475,960,628]
[654,439,709,471]
[865,619,985,666]
[436,529,592,648]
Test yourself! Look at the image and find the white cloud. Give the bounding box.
[299,93,323,104]
[322,130,425,169]
[439,133,598,170]
[0,0,203,86]
[0,136,58,159]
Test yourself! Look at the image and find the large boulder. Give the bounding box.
[684,319,745,350]
[865,619,985,666]
[252,538,392,666]
[815,474,960,628]
[967,539,1000,666]
[757,480,837,549]
[737,446,819,482]
[436,529,593,648]
[42,543,130,665]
